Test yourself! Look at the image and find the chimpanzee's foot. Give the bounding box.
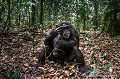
[79,66,91,75]
[33,63,43,69]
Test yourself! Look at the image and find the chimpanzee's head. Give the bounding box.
[55,24,71,39]
[56,21,71,28]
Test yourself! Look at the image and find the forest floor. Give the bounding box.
[0,28,120,79]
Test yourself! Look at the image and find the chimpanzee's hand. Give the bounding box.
[79,66,91,75]
[57,29,62,34]
[55,25,69,34]
[32,63,43,70]
[54,28,62,34]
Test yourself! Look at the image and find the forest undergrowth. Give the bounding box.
[0,28,120,79]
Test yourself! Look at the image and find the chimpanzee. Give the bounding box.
[34,21,90,73]
[51,34,90,73]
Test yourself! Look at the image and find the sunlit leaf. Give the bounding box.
[27,1,35,6]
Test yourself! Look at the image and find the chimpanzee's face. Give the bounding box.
[62,29,70,39]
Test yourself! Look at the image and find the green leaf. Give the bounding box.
[115,35,120,46]
[10,70,21,79]
[89,67,98,77]
[117,75,120,78]
[103,63,110,72]
[107,1,117,10]
[3,73,10,79]
[116,12,120,20]
[104,10,115,22]
[107,18,119,36]
[102,52,109,60]
[88,35,92,45]
[3,70,21,79]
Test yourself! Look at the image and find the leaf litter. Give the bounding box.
[0,28,120,79]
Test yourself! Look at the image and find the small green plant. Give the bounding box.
[3,70,21,79]
[115,35,120,46]
[89,67,98,77]
[101,52,109,60]
[103,63,110,72]
[87,35,92,45]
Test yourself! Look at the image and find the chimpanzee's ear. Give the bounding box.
[56,25,59,28]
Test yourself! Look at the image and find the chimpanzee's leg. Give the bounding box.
[34,45,52,67]
[67,46,90,74]
[75,46,90,74]
[73,46,85,66]
[66,50,76,62]
[66,46,85,65]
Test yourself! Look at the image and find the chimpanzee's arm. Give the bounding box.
[63,40,76,48]
[58,37,77,48]
[44,29,58,46]
[62,29,79,47]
